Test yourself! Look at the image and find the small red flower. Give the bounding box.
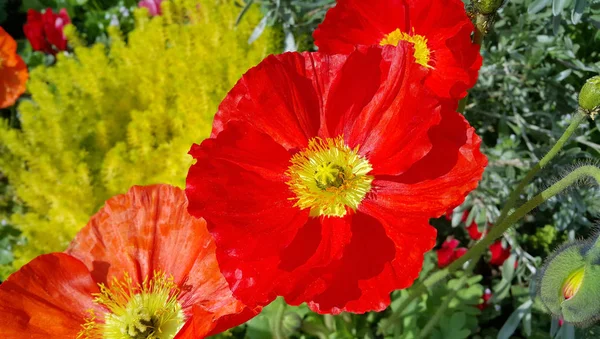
[466,221,484,240]
[23,8,70,55]
[313,0,482,99]
[0,27,28,108]
[477,288,492,310]
[186,44,487,314]
[489,240,511,266]
[0,185,259,338]
[437,239,468,268]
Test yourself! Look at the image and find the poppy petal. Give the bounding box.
[187,121,316,307]
[67,184,252,327]
[313,0,481,99]
[211,52,324,150]
[324,44,441,176]
[304,212,435,314]
[0,253,101,337]
[368,109,487,218]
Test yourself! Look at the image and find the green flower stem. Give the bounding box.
[495,112,586,226]
[384,165,600,332]
[272,300,288,339]
[417,259,478,339]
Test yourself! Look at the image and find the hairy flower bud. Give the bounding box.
[472,0,505,14]
[539,237,600,325]
[579,76,600,118]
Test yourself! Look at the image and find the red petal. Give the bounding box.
[368,108,487,218]
[175,304,260,339]
[313,0,482,99]
[467,222,483,240]
[0,28,28,108]
[489,241,511,266]
[67,184,250,326]
[323,44,442,177]
[187,121,319,307]
[313,0,409,54]
[0,253,101,337]
[304,212,435,314]
[211,52,324,150]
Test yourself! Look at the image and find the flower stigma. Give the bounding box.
[380,28,431,67]
[78,272,184,339]
[286,136,373,217]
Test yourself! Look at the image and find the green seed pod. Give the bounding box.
[539,236,600,325]
[472,0,504,15]
[579,76,600,116]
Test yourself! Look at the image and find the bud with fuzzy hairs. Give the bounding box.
[472,0,505,15]
[579,75,600,119]
[538,234,600,326]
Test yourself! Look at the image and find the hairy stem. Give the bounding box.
[495,112,586,225]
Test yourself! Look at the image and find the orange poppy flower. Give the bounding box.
[0,184,259,338]
[0,27,28,108]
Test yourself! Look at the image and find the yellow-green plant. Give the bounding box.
[0,0,279,272]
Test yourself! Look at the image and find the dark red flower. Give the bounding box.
[477,288,492,310]
[313,0,482,99]
[489,240,511,266]
[186,44,487,314]
[437,239,468,268]
[466,221,484,240]
[23,8,70,55]
[0,185,259,338]
[0,27,28,108]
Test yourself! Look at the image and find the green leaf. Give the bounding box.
[571,0,587,23]
[498,299,533,339]
[552,0,569,16]
[528,0,552,14]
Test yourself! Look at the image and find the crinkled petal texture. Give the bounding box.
[187,44,487,314]
[0,253,103,338]
[313,0,482,99]
[0,27,28,109]
[66,184,258,335]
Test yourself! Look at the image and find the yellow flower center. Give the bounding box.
[562,267,585,300]
[380,28,431,67]
[286,136,373,217]
[78,273,184,339]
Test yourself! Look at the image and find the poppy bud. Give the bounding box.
[579,76,600,118]
[473,0,504,15]
[539,238,600,325]
[282,312,303,335]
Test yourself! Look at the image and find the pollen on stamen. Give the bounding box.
[78,272,184,339]
[286,136,374,218]
[380,28,432,68]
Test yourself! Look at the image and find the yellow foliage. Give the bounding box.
[0,0,279,271]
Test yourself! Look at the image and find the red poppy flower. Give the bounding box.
[0,184,259,338]
[436,239,468,268]
[23,8,70,55]
[489,240,511,266]
[466,221,484,240]
[0,27,28,108]
[313,0,482,99]
[185,44,487,314]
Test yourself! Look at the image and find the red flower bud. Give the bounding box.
[489,240,511,266]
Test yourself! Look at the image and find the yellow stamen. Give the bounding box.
[78,272,184,339]
[380,28,431,67]
[286,136,373,217]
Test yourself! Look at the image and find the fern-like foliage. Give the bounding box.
[0,0,279,273]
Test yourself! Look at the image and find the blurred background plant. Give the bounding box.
[1,0,600,338]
